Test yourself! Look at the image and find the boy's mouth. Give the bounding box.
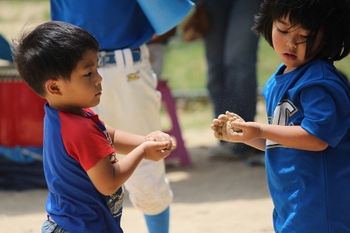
[283,52,297,60]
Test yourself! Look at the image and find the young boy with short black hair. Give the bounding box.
[12,21,174,233]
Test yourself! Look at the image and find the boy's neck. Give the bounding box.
[48,101,86,116]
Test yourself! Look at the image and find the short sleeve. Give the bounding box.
[300,84,350,147]
[59,112,115,171]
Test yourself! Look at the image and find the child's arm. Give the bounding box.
[106,125,147,154]
[87,139,170,195]
[230,121,328,151]
[211,111,328,152]
[87,125,174,195]
[210,113,267,151]
[106,125,174,154]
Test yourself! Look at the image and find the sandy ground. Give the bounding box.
[0,126,274,233]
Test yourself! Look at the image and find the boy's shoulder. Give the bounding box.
[301,59,336,78]
[59,111,100,136]
[44,105,100,136]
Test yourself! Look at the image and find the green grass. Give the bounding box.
[162,36,206,90]
[162,35,279,92]
[163,34,350,92]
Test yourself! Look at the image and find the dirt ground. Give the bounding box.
[0,124,274,233]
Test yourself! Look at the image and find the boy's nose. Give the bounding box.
[96,72,103,85]
[286,38,297,49]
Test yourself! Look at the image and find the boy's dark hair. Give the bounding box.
[12,21,99,97]
[252,0,350,61]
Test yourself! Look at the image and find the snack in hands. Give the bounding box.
[228,118,243,133]
[168,136,177,151]
[225,112,244,133]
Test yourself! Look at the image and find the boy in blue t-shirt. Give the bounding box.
[12,21,175,233]
[211,0,350,232]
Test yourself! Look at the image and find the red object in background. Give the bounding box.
[0,67,45,147]
[156,79,191,167]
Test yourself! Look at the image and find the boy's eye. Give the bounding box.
[84,72,92,77]
[277,28,288,34]
[297,35,308,44]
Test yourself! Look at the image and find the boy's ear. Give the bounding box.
[45,79,61,95]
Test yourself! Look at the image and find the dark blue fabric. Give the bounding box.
[0,153,46,190]
[0,34,13,62]
[0,146,43,163]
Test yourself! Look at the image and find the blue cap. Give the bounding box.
[138,0,194,35]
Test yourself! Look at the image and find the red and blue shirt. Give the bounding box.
[43,105,123,233]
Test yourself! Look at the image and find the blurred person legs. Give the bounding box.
[148,43,165,79]
[201,0,263,164]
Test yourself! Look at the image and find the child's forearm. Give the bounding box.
[113,130,146,155]
[260,124,328,151]
[105,124,145,154]
[88,145,146,196]
[88,139,170,196]
[111,145,145,186]
[245,138,266,151]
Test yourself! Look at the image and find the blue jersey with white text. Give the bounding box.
[262,59,350,233]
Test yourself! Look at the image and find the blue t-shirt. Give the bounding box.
[43,104,123,233]
[262,59,350,232]
[50,0,193,50]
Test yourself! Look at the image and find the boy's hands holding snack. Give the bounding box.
[225,111,245,133]
[142,131,177,161]
[211,111,244,141]
[211,111,263,143]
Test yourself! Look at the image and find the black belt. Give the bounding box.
[47,214,55,223]
[98,48,141,67]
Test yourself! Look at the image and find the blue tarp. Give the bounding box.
[0,147,46,190]
[0,34,13,62]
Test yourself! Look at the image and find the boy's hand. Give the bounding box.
[225,111,245,132]
[228,120,262,142]
[141,140,173,161]
[143,131,177,160]
[211,111,245,141]
[211,110,263,143]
